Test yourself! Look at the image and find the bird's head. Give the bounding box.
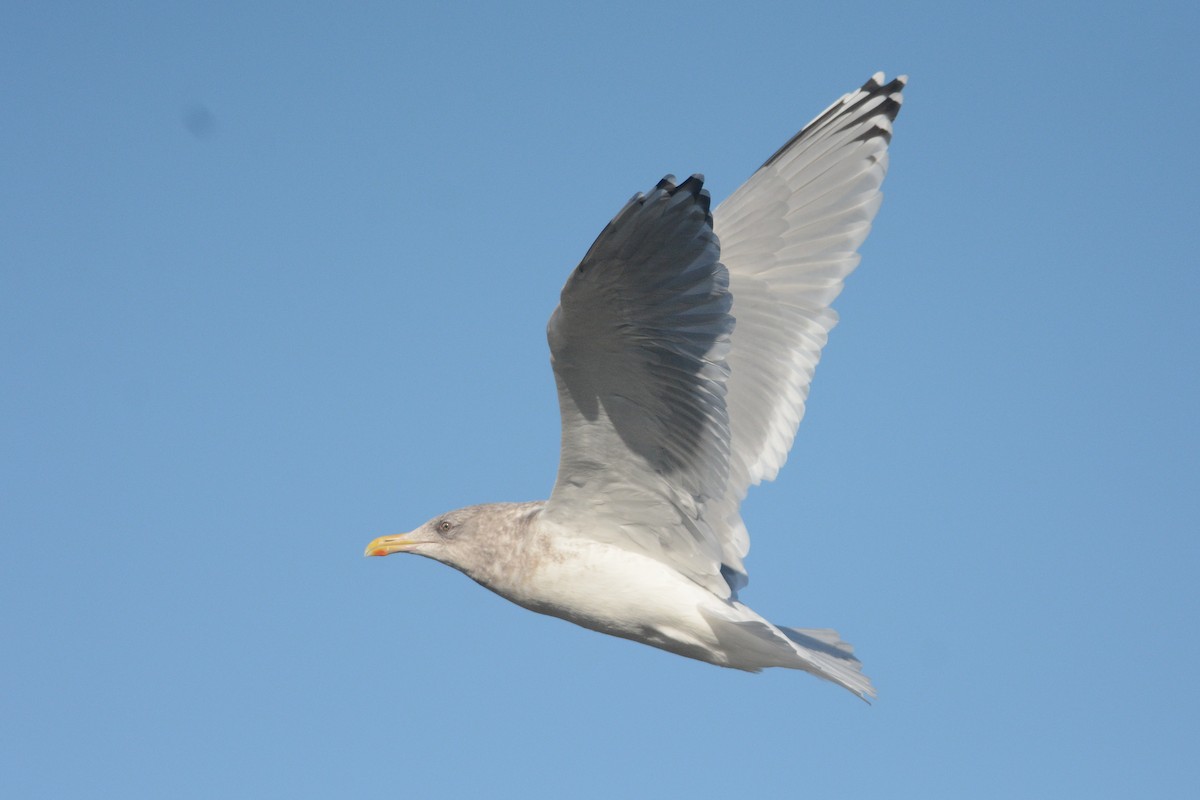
[364,502,542,583]
[364,508,475,563]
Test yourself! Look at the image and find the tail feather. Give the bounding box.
[702,605,876,700]
[779,626,876,702]
[779,626,857,657]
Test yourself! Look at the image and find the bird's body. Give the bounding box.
[367,74,906,700]
[388,501,875,698]
[499,503,737,661]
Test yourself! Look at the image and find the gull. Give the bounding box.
[366,73,905,699]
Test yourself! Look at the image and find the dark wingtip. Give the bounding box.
[862,71,907,94]
[676,173,705,195]
[669,174,713,227]
[759,72,906,170]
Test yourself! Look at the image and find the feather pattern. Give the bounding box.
[544,175,736,596]
[543,73,906,597]
[712,72,906,591]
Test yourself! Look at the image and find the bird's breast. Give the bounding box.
[485,531,721,650]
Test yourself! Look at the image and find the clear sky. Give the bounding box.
[3,2,1197,797]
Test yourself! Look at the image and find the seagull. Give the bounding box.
[366,73,905,699]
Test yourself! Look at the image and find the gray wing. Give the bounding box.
[710,73,907,592]
[542,74,905,599]
[542,175,738,597]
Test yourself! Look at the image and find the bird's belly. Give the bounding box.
[496,538,725,661]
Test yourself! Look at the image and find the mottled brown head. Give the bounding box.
[364,501,544,586]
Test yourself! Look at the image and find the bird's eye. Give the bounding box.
[438,520,453,534]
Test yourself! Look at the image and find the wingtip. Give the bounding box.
[867,71,907,89]
[879,73,907,104]
[673,174,713,226]
[676,173,705,197]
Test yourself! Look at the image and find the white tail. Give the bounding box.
[778,626,875,701]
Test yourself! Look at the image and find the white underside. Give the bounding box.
[487,523,873,698]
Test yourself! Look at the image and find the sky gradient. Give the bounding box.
[3,2,1198,797]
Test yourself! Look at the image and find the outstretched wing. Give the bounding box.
[542,74,906,598]
[542,175,737,597]
[711,73,906,591]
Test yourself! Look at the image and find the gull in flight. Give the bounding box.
[366,73,906,699]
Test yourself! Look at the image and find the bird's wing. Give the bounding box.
[542,74,905,598]
[709,73,906,591]
[542,175,738,597]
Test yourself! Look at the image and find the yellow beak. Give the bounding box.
[364,533,418,557]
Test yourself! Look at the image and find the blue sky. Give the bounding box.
[3,1,1198,797]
